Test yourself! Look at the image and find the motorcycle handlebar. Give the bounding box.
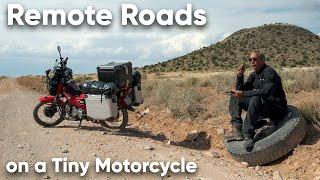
[58,57,68,65]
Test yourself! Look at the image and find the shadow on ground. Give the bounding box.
[111,128,211,150]
[53,124,103,131]
[301,125,320,145]
[52,124,211,150]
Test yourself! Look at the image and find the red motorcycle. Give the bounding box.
[33,46,142,131]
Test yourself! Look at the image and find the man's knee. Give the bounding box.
[249,96,263,107]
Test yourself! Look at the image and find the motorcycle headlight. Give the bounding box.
[48,70,55,79]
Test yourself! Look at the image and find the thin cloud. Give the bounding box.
[0,0,319,76]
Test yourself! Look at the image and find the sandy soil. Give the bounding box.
[131,98,320,180]
[0,78,271,179]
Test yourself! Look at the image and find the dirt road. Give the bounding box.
[0,78,269,179]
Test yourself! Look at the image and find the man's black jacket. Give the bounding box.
[236,64,287,107]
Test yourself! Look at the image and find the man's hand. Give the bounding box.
[231,90,244,98]
[237,64,245,76]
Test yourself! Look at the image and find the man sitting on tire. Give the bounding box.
[225,50,287,149]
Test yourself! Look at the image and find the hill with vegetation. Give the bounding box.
[142,23,320,72]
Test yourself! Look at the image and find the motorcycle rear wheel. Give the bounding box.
[33,102,64,127]
[99,108,128,131]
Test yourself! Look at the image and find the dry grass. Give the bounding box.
[297,96,320,130]
[280,68,320,94]
[142,67,320,127]
[17,68,320,128]
[154,79,204,120]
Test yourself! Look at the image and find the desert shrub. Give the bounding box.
[204,73,235,92]
[281,68,320,93]
[298,97,320,130]
[199,79,211,87]
[142,80,158,99]
[182,77,199,87]
[142,83,153,98]
[167,88,203,119]
[155,80,175,106]
[155,80,204,120]
[282,78,297,93]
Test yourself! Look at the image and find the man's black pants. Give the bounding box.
[229,96,286,139]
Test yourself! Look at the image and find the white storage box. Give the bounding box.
[86,95,118,120]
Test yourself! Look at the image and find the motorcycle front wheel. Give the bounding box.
[99,108,128,131]
[33,102,64,127]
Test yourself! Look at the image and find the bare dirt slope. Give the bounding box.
[0,78,269,179]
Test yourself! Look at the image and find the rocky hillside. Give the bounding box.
[142,23,320,72]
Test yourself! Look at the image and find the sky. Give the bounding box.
[0,0,319,76]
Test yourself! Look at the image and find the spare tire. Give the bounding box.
[226,105,306,166]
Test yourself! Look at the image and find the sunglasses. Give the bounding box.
[249,57,258,62]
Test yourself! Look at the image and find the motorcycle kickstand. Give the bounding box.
[77,120,83,130]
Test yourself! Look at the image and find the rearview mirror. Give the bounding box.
[57,46,62,58]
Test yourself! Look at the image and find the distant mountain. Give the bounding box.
[142,23,320,72]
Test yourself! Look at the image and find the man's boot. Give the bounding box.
[224,125,244,142]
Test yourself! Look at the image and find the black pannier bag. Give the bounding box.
[48,78,59,95]
[66,82,82,96]
[132,69,142,86]
[79,81,115,96]
[97,62,133,88]
[45,69,59,95]
[131,69,143,106]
